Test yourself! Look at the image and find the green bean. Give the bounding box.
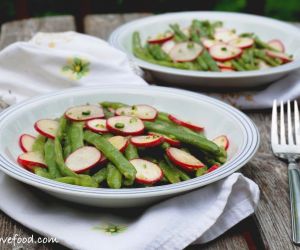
[84,131,136,181]
[169,24,188,41]
[164,155,190,181]
[54,137,77,177]
[144,120,221,156]
[32,135,46,154]
[196,166,208,177]
[197,56,209,71]
[147,44,171,61]
[63,125,72,158]
[132,31,153,60]
[56,116,68,141]
[107,163,122,189]
[55,175,98,187]
[103,107,115,118]
[44,139,61,178]
[202,51,220,72]
[33,167,52,179]
[100,101,126,110]
[254,49,279,66]
[125,143,139,160]
[93,167,108,184]
[102,133,114,139]
[69,122,84,152]
[159,160,181,184]
[161,142,171,150]
[254,38,278,51]
[231,60,245,71]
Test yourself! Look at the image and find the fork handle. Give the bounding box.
[288,163,300,244]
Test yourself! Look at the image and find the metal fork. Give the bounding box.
[271,100,300,244]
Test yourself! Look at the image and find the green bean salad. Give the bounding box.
[132,20,293,72]
[17,102,229,189]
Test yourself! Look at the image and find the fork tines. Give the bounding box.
[272,100,300,151]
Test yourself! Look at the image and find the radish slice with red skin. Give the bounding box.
[65,105,104,121]
[65,146,101,173]
[115,105,157,121]
[19,134,36,152]
[166,147,205,171]
[130,134,164,148]
[130,159,163,184]
[258,60,270,70]
[209,44,242,62]
[108,136,128,152]
[268,39,285,52]
[17,151,46,170]
[106,116,144,136]
[228,37,254,49]
[86,119,109,133]
[208,164,219,173]
[213,135,229,150]
[148,132,180,147]
[214,30,238,43]
[161,40,176,54]
[168,114,204,132]
[221,68,235,72]
[266,50,292,63]
[34,119,59,139]
[202,38,223,49]
[147,32,173,44]
[169,42,203,62]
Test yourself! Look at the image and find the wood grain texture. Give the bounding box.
[0,15,76,50]
[84,13,152,40]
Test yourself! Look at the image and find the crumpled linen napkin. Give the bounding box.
[0,31,146,103]
[0,31,260,249]
[0,172,259,250]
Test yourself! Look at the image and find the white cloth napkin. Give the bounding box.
[0,32,260,249]
[0,172,259,250]
[0,31,146,103]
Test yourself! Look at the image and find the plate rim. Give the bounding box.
[109,11,300,79]
[0,85,260,198]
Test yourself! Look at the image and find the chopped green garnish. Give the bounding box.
[82,111,91,116]
[115,123,125,129]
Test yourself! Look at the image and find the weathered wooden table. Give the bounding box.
[0,14,299,250]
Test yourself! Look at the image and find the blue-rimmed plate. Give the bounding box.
[0,85,259,207]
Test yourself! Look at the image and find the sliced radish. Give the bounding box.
[130,159,163,184]
[147,31,173,44]
[115,105,157,121]
[19,134,36,152]
[208,164,219,173]
[268,39,285,52]
[266,50,292,63]
[257,60,270,70]
[213,135,229,150]
[65,146,101,173]
[228,37,254,49]
[108,136,128,152]
[168,114,204,132]
[34,119,59,139]
[221,68,235,72]
[148,132,180,147]
[161,40,176,54]
[166,147,205,171]
[202,38,223,49]
[130,134,164,147]
[86,119,108,133]
[17,151,46,170]
[209,44,242,62]
[65,105,104,121]
[169,42,203,62]
[214,30,238,43]
[106,116,144,136]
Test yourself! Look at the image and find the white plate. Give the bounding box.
[109,11,300,88]
[0,85,259,207]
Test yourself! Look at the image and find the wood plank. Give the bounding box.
[0,15,76,50]
[84,13,152,40]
